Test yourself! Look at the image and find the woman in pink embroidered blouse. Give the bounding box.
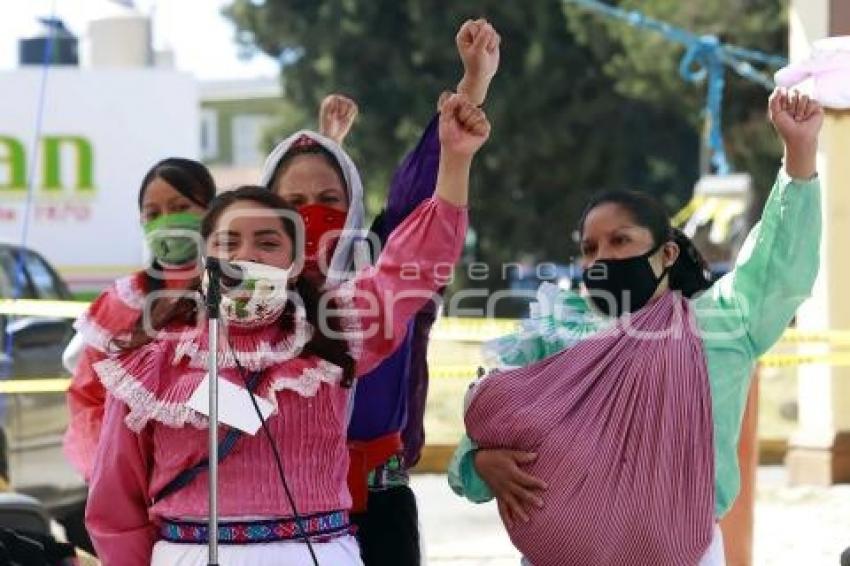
[63,158,217,482]
[84,94,490,566]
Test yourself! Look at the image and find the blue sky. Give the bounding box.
[1,0,280,80]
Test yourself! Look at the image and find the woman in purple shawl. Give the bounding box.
[262,19,501,565]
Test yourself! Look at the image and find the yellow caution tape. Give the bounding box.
[431,317,518,342]
[759,352,850,368]
[0,378,71,394]
[429,365,485,379]
[0,299,88,319]
[1,352,850,394]
[779,329,850,346]
[434,317,850,346]
[1,300,848,346]
[429,352,850,379]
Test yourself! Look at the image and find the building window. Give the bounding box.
[200,109,219,160]
[231,114,270,167]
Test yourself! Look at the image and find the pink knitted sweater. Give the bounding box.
[85,197,466,565]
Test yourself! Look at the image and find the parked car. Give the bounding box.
[0,242,90,551]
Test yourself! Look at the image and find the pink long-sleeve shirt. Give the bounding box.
[85,197,467,565]
[65,269,197,481]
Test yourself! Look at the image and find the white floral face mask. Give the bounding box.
[202,260,292,328]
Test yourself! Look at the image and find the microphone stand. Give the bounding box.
[205,262,222,566]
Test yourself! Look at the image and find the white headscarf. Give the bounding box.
[260,129,368,287]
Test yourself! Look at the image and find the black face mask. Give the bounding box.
[582,241,670,318]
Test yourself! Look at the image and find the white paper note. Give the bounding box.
[187,374,275,436]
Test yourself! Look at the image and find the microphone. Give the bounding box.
[840,546,850,566]
[203,257,244,319]
[205,257,244,290]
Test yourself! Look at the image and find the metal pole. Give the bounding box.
[208,315,219,566]
[205,261,222,566]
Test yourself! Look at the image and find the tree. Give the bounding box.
[225,0,785,303]
[563,0,787,212]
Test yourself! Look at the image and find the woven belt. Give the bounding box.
[367,453,409,490]
[160,510,351,545]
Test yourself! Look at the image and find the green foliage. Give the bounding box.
[225,0,786,288]
[564,0,787,209]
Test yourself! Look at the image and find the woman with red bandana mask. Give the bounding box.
[260,19,500,566]
[261,130,364,285]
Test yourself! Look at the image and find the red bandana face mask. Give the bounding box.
[298,204,347,278]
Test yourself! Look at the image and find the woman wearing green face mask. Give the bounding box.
[62,158,216,482]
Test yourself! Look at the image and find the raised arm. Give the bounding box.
[434,95,489,205]
[775,88,820,180]
[339,95,490,375]
[375,18,501,242]
[318,94,359,145]
[455,18,501,107]
[694,89,824,358]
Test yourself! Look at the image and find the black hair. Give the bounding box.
[577,190,713,298]
[138,157,216,211]
[201,186,299,261]
[118,186,356,386]
[137,158,217,295]
[202,186,356,385]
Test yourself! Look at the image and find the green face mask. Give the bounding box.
[143,212,203,267]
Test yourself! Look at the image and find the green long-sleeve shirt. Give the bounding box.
[449,169,821,518]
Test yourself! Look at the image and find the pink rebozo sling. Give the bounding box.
[465,291,715,566]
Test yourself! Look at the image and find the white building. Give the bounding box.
[0,4,284,291]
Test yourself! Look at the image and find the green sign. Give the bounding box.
[0,135,95,193]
